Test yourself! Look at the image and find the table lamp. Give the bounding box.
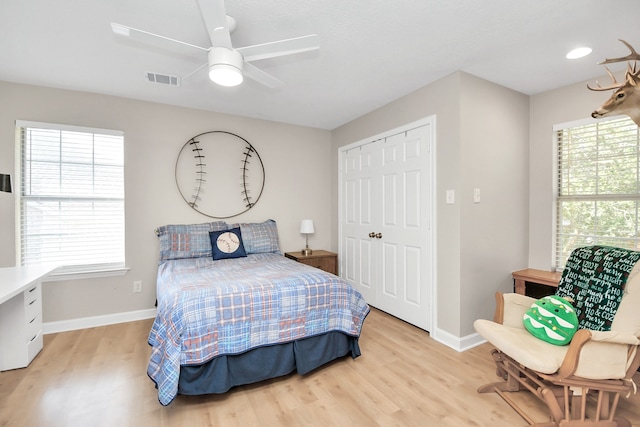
[300,219,314,256]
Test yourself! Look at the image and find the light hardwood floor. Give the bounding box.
[1,308,639,427]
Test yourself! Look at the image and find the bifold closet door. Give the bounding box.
[342,140,381,305]
[341,122,432,331]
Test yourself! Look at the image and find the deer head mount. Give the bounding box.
[588,40,640,126]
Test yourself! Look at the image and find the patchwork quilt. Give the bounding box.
[147,253,369,405]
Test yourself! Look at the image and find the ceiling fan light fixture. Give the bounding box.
[209,64,243,87]
[208,47,243,87]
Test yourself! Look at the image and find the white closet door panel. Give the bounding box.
[404,134,421,160]
[360,177,372,226]
[404,246,421,305]
[345,236,357,282]
[382,143,398,166]
[382,242,398,297]
[360,147,374,170]
[344,153,358,174]
[345,179,357,224]
[383,173,397,226]
[360,239,374,290]
[405,170,421,228]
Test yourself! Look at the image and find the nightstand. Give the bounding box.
[512,268,562,298]
[285,250,338,275]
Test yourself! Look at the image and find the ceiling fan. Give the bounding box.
[111,0,319,88]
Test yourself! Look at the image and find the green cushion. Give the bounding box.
[523,295,578,346]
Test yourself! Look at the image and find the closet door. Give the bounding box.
[340,120,433,331]
[342,140,381,304]
[375,126,431,330]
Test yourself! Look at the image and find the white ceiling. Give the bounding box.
[2,0,640,130]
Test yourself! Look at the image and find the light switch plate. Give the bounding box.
[446,190,455,204]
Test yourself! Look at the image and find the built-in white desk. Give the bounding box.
[0,264,58,371]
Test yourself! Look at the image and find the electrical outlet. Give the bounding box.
[133,281,143,293]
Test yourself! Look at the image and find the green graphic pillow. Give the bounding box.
[522,295,578,346]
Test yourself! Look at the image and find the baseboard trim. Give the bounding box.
[431,328,486,352]
[458,332,487,351]
[41,309,489,352]
[43,308,157,335]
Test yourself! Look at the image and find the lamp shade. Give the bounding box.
[0,174,11,193]
[300,219,315,234]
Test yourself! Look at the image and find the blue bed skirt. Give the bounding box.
[177,331,361,396]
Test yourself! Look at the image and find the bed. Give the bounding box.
[147,220,370,405]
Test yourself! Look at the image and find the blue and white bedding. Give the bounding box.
[147,252,369,405]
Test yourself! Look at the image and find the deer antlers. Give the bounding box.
[599,39,640,64]
[587,63,640,91]
[587,40,640,91]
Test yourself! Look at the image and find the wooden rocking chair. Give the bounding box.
[474,252,640,427]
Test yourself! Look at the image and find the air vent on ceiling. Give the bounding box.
[146,72,180,87]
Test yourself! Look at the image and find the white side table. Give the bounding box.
[0,264,57,371]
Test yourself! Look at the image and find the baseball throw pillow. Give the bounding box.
[209,227,247,260]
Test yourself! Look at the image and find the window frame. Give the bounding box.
[15,120,128,281]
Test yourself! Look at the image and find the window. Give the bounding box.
[555,116,640,269]
[17,121,125,277]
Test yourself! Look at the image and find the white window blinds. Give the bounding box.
[17,121,125,274]
[555,116,640,269]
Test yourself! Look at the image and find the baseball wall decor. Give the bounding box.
[175,131,265,219]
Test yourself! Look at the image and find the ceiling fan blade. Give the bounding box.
[237,34,319,62]
[196,0,232,48]
[242,62,284,88]
[182,62,208,81]
[111,22,209,56]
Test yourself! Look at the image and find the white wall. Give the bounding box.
[459,73,529,336]
[0,81,333,323]
[528,73,621,269]
[331,71,529,340]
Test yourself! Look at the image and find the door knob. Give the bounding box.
[375,233,382,239]
[369,232,376,238]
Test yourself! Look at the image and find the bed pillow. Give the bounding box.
[231,219,281,254]
[157,221,228,261]
[522,295,578,346]
[209,227,247,260]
